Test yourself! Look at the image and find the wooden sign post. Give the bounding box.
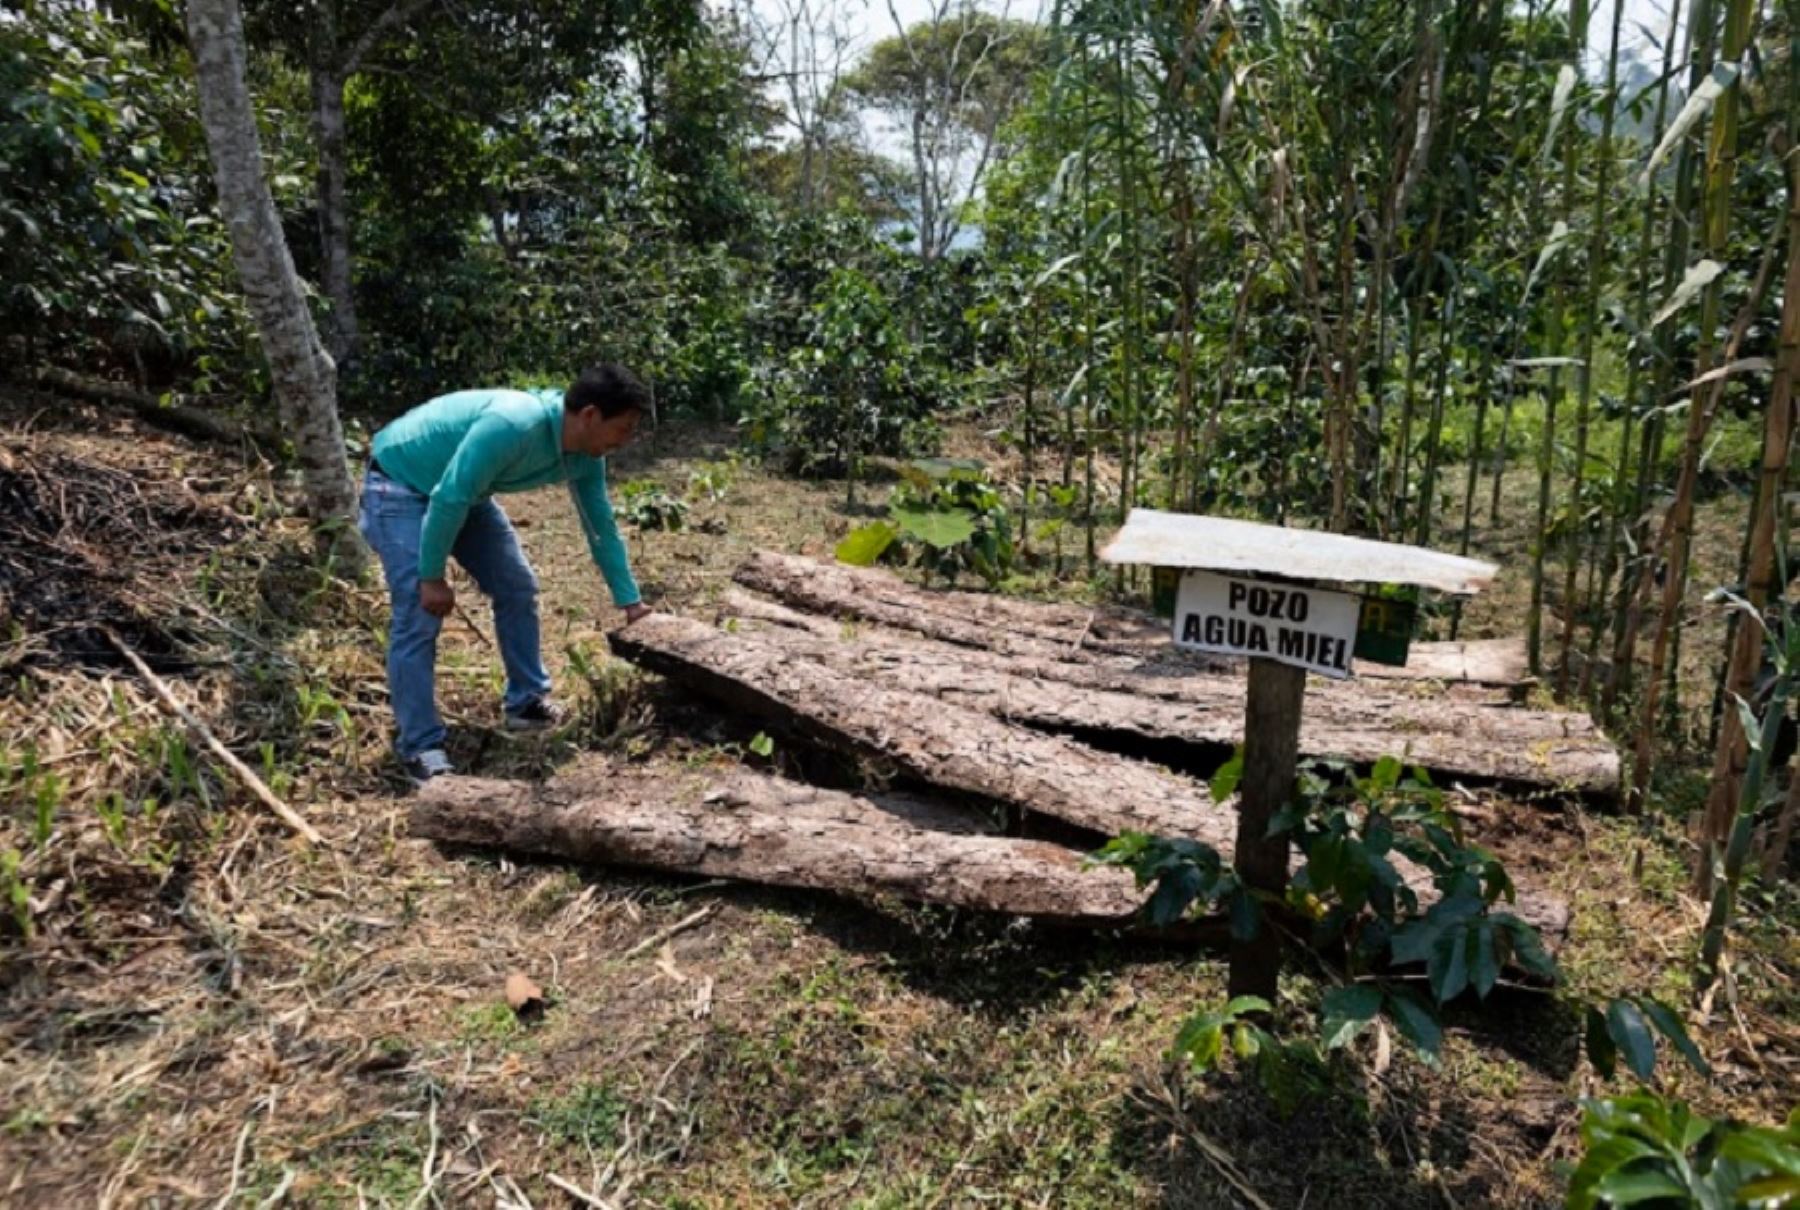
[1102,510,1497,1004]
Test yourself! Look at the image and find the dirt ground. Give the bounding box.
[0,397,1794,1208]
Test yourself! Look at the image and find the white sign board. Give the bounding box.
[1173,570,1360,679]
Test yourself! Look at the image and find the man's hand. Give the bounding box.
[420,578,455,618]
[622,602,653,625]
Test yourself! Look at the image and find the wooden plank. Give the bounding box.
[608,614,1572,946]
[412,767,1147,924]
[719,590,1619,799]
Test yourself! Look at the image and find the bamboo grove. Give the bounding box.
[973,0,1800,894]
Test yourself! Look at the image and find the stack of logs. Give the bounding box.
[415,553,1615,949]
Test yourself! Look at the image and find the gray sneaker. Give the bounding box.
[503,697,566,733]
[404,748,455,786]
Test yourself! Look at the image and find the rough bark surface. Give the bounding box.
[720,591,1619,797]
[609,614,1571,944]
[735,550,1172,662]
[186,0,364,571]
[413,767,1147,923]
[311,67,359,370]
[736,552,1533,691]
[612,614,1218,842]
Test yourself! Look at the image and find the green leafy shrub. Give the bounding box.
[1,6,255,390]
[619,481,688,531]
[1093,751,1556,1076]
[1567,1094,1799,1210]
[744,266,944,483]
[835,459,1015,586]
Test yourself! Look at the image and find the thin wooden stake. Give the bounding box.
[106,629,324,845]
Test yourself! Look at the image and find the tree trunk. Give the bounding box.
[413,768,1148,923]
[187,0,364,573]
[1590,0,1683,707]
[311,65,360,374]
[611,614,1214,842]
[1415,294,1456,548]
[1608,0,1714,725]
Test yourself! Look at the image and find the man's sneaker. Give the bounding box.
[404,748,455,786]
[503,697,566,733]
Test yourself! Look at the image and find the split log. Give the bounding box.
[1356,637,1530,688]
[608,614,1571,945]
[720,590,1618,799]
[613,614,1217,842]
[734,549,1179,663]
[412,767,1146,924]
[736,552,1534,691]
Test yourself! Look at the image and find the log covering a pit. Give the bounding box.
[719,589,1617,798]
[735,551,1535,691]
[608,613,1571,946]
[411,767,1147,923]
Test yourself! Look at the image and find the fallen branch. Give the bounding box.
[25,365,271,447]
[622,905,717,960]
[105,628,324,845]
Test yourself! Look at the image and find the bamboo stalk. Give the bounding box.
[1588,0,1683,707]
[1608,0,1717,727]
[1706,5,1800,888]
[1555,0,1626,698]
[1416,277,1458,547]
[1529,27,1583,676]
[1630,0,1755,811]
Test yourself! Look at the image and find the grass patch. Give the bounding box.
[528,1080,626,1150]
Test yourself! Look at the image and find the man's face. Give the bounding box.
[573,407,640,456]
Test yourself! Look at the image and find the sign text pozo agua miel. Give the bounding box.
[1172,570,1360,679]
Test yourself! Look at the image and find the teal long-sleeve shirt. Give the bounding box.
[370,388,641,607]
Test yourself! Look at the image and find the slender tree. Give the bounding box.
[188,0,365,574]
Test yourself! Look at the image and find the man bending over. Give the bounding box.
[359,365,653,784]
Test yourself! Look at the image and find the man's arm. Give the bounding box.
[567,460,644,616]
[415,413,529,614]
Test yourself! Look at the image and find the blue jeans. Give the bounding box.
[358,469,552,758]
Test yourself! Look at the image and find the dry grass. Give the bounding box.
[0,397,1794,1208]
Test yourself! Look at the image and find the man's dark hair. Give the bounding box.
[566,364,652,419]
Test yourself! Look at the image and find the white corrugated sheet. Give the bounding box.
[1100,509,1497,595]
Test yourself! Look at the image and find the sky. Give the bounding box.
[1590,0,1684,76]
